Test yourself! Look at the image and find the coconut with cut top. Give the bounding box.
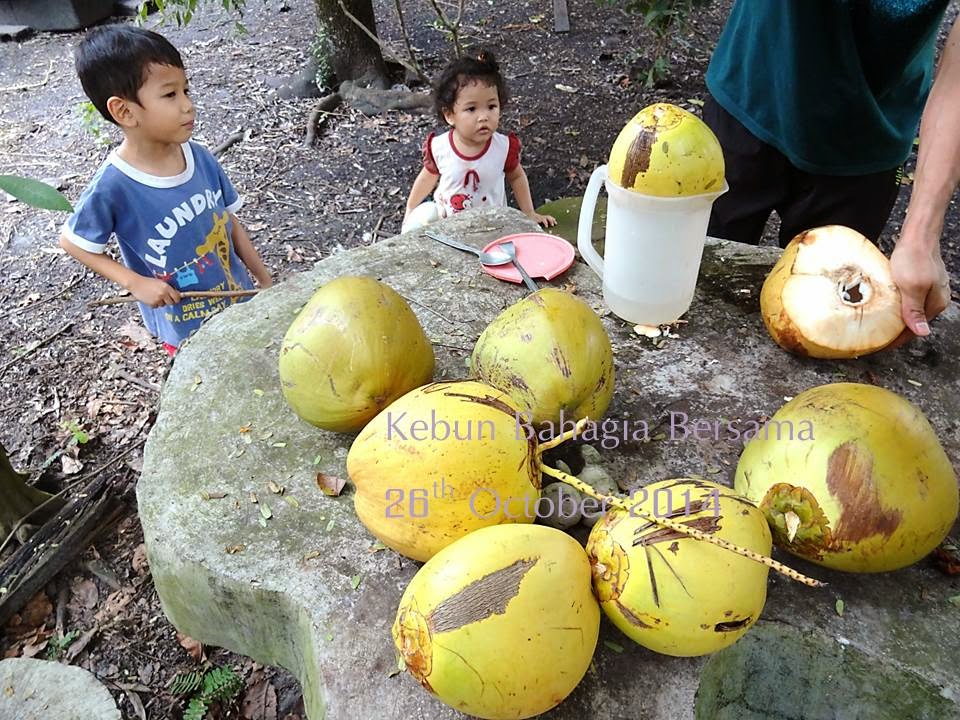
[760,225,905,359]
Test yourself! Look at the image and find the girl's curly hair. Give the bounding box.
[433,49,510,125]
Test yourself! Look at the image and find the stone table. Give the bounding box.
[0,658,120,720]
[138,207,960,720]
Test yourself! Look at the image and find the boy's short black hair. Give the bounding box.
[433,49,509,125]
[74,25,184,125]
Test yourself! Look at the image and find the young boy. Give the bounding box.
[60,25,272,356]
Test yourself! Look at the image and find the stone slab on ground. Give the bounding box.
[0,24,31,41]
[0,0,113,31]
[0,657,120,720]
[695,623,958,720]
[137,207,960,719]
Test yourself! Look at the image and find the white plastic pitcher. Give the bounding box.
[577,165,728,326]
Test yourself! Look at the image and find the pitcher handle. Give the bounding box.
[578,164,607,278]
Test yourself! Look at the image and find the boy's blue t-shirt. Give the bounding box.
[62,141,255,346]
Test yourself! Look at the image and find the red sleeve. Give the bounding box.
[504,132,522,173]
[423,132,439,175]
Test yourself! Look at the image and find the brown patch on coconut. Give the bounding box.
[826,442,902,542]
[428,558,537,633]
[621,129,655,187]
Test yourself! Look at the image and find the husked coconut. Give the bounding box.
[278,276,434,432]
[735,383,958,572]
[393,524,599,719]
[607,103,725,197]
[347,380,542,562]
[470,288,615,428]
[760,226,905,359]
[586,478,771,657]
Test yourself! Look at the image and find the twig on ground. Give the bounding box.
[8,272,86,316]
[303,93,343,147]
[0,321,72,380]
[55,583,69,637]
[87,289,259,307]
[211,128,250,157]
[117,371,160,395]
[0,60,54,93]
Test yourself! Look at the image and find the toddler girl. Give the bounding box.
[402,50,556,233]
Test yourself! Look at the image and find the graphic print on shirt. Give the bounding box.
[450,193,472,212]
[195,211,244,303]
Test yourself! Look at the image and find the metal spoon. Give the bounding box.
[425,230,513,265]
[498,240,539,292]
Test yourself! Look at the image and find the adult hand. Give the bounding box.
[130,276,182,308]
[889,242,951,344]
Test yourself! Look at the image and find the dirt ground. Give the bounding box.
[1,1,959,718]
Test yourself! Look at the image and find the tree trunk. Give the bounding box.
[313,0,389,88]
[0,445,54,539]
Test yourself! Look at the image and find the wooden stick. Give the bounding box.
[538,419,826,588]
[87,289,259,307]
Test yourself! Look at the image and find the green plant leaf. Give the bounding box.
[170,670,203,696]
[0,175,73,212]
[183,696,209,720]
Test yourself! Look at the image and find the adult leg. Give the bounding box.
[777,166,902,247]
[703,96,787,245]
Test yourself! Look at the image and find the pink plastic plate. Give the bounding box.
[481,233,576,284]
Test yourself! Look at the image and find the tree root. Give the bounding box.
[303,92,344,147]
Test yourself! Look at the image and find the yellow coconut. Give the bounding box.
[278,276,434,432]
[470,288,615,428]
[607,102,725,196]
[734,383,958,572]
[586,478,771,657]
[347,380,542,562]
[393,523,599,719]
[760,226,905,359]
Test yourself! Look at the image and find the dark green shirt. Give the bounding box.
[706,0,949,175]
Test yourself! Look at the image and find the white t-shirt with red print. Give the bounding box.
[422,130,521,218]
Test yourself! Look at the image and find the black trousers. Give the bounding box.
[703,96,903,247]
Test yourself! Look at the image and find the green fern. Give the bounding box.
[174,665,243,720]
[201,666,243,701]
[182,696,209,720]
[170,671,203,696]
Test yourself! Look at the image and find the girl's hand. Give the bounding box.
[529,211,557,228]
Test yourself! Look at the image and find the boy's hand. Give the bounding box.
[130,276,181,308]
[529,211,558,228]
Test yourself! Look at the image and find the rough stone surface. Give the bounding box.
[695,623,958,720]
[0,658,120,720]
[0,24,31,41]
[0,0,113,31]
[137,207,960,719]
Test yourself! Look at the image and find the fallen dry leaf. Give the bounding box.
[316,472,345,497]
[64,625,98,662]
[61,454,83,475]
[94,589,134,624]
[123,688,148,720]
[131,544,149,575]
[176,632,205,662]
[118,320,155,350]
[241,671,278,720]
[932,544,960,575]
[7,591,53,632]
[70,577,99,609]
